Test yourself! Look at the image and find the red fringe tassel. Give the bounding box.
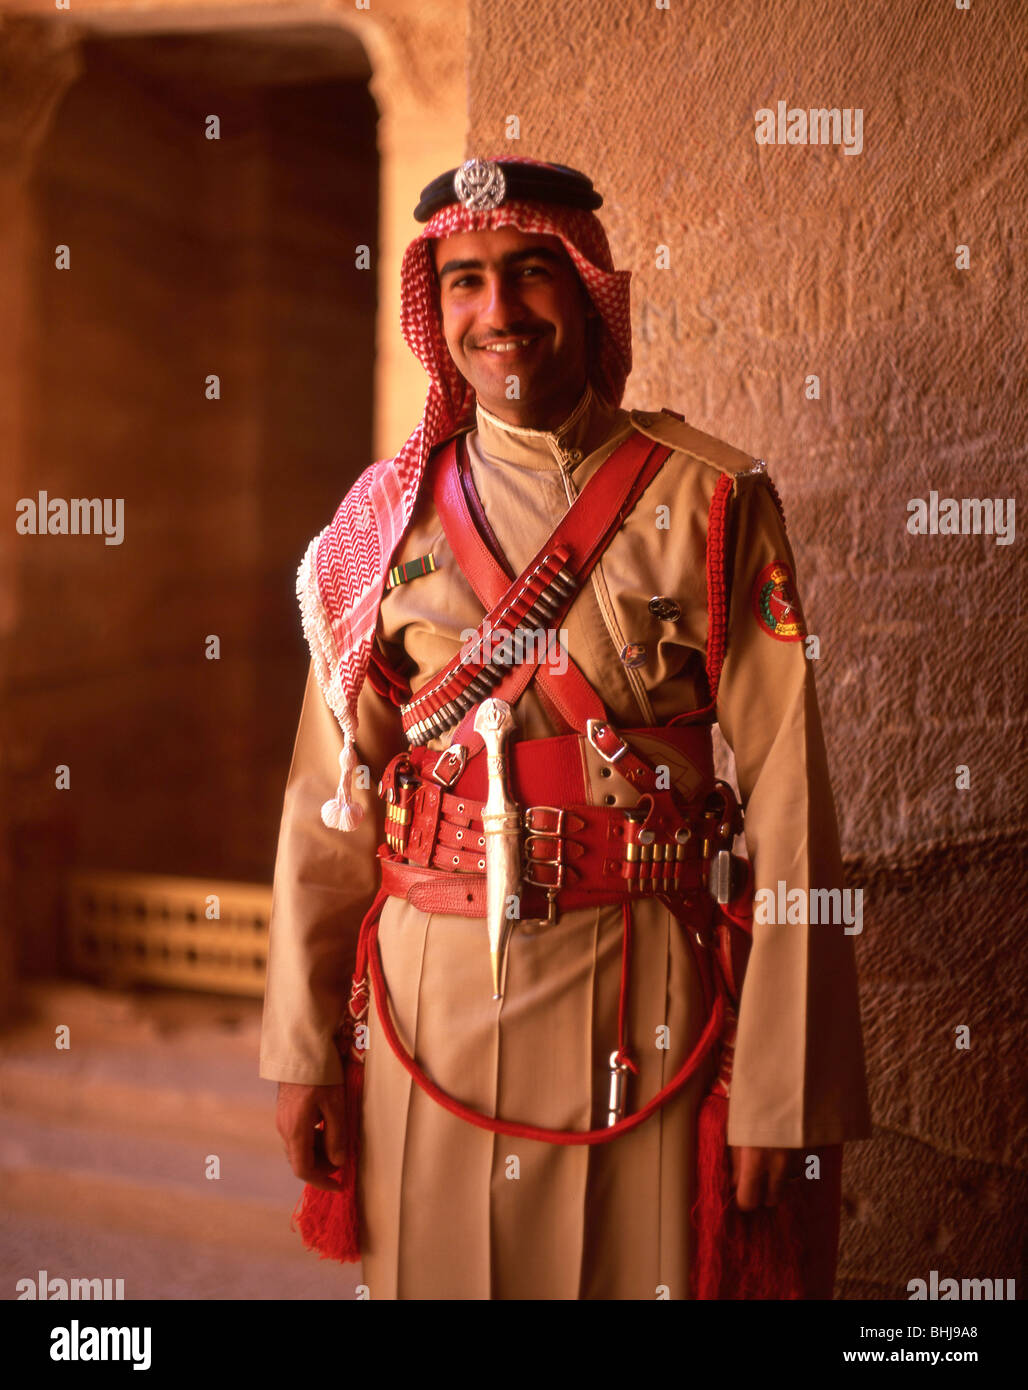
[289,1049,365,1264]
[692,1090,808,1300]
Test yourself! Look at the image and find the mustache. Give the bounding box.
[471,327,550,347]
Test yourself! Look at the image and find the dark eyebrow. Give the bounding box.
[435,246,565,280]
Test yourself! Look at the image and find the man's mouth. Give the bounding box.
[476,334,544,354]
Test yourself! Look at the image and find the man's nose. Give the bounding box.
[480,273,524,324]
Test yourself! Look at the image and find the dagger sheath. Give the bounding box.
[473,698,522,1000]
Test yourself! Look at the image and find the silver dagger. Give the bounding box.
[473,698,522,1000]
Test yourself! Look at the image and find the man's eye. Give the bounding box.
[447,266,546,290]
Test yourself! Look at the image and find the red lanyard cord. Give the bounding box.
[361,895,725,1146]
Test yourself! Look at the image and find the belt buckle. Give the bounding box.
[521,805,565,925]
[429,742,467,787]
[585,718,628,763]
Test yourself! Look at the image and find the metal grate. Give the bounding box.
[65,871,271,998]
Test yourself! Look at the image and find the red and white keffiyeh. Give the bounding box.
[297,155,633,829]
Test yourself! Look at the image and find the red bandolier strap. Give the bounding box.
[399,428,674,746]
[399,547,573,741]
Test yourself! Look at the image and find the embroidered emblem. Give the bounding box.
[752,561,805,641]
[386,551,438,591]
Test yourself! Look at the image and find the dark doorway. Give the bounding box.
[14,26,379,974]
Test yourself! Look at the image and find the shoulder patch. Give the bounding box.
[629,408,763,479]
[751,560,806,641]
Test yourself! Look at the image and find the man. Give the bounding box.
[260,156,872,1299]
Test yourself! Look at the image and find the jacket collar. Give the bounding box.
[472,381,626,473]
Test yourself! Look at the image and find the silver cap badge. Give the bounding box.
[453,158,507,212]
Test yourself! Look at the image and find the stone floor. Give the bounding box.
[0,980,359,1301]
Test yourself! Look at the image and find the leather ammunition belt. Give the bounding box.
[375,728,743,922]
[398,548,577,745]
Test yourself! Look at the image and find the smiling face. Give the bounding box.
[431,226,595,430]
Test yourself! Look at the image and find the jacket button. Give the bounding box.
[648,595,682,622]
[620,642,647,668]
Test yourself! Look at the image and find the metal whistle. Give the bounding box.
[607,1050,630,1126]
[473,698,522,1001]
[709,849,733,905]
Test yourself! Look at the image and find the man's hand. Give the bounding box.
[276,1082,349,1194]
[730,1146,803,1210]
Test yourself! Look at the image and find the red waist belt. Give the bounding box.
[375,724,737,919]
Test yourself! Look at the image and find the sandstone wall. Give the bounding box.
[466,0,1027,1297]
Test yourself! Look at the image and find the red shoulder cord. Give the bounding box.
[665,470,734,724]
[702,473,734,709]
[669,464,788,723]
[366,640,412,708]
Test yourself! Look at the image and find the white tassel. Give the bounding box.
[321,736,365,832]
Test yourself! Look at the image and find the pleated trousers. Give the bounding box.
[357,889,718,1300]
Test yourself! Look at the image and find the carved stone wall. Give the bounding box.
[466,0,1027,1298]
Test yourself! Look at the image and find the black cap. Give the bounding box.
[413,157,603,223]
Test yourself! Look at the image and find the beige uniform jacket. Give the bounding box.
[260,384,872,1296]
